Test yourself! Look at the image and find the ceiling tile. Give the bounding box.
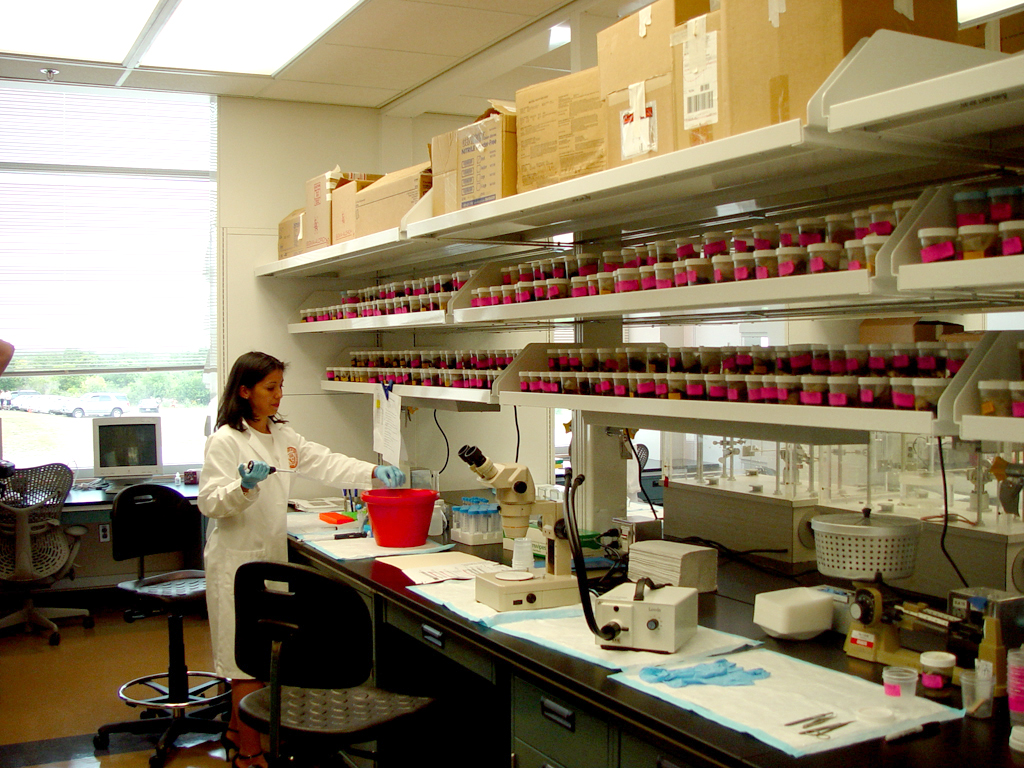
[420,0,568,16]
[123,69,269,98]
[255,79,399,108]
[463,64,565,100]
[0,58,125,88]
[280,43,457,92]
[321,0,532,57]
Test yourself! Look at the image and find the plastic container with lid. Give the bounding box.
[1011,381,1024,418]
[827,345,847,376]
[625,346,649,373]
[720,346,738,374]
[827,376,859,407]
[601,250,624,273]
[892,198,918,224]
[699,347,722,374]
[570,275,589,298]
[702,231,730,257]
[685,257,714,286]
[891,379,916,410]
[954,189,989,226]
[825,213,855,244]
[745,375,765,403]
[639,265,657,290]
[777,247,808,277]
[979,380,1012,417]
[808,242,843,273]
[799,375,829,406]
[988,186,1022,223]
[666,372,686,399]
[869,203,897,236]
[679,347,702,373]
[861,234,889,275]
[753,249,779,279]
[652,372,669,399]
[919,651,956,694]
[675,236,700,260]
[913,378,948,413]
[859,376,892,408]
[607,372,627,397]
[597,272,616,295]
[725,374,748,402]
[732,252,755,281]
[712,253,735,282]
[621,247,642,269]
[634,371,657,399]
[706,373,728,401]
[891,344,917,378]
[918,227,960,263]
[946,341,972,376]
[777,220,799,247]
[515,280,534,303]
[788,344,812,376]
[735,346,755,375]
[654,262,675,289]
[796,217,826,247]
[1000,220,1024,256]
[852,209,872,239]
[655,240,677,263]
[546,278,570,300]
[915,341,946,378]
[751,223,780,250]
[648,347,669,374]
[959,224,1000,259]
[673,260,689,287]
[577,253,601,277]
[685,372,707,400]
[759,375,779,404]
[810,345,831,375]
[730,228,754,253]
[533,279,550,302]
[844,239,866,271]
[775,374,802,405]
[844,344,870,376]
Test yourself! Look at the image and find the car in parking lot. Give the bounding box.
[62,393,131,418]
[138,398,160,413]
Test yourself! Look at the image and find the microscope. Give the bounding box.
[458,445,580,612]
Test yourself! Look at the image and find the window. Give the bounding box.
[0,83,217,473]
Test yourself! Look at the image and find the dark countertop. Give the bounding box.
[290,537,1022,767]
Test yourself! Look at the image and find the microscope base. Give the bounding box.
[476,571,580,612]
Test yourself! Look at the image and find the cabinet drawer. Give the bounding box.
[382,601,494,682]
[513,677,612,768]
[619,730,708,768]
[514,737,566,768]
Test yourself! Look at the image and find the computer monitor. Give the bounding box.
[93,416,162,492]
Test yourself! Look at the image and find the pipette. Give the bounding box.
[245,460,296,474]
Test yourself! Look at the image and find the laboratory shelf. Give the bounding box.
[453,270,892,326]
[288,309,450,334]
[957,415,1024,444]
[321,380,500,412]
[498,390,953,444]
[897,255,1024,297]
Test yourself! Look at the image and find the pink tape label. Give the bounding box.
[614,384,627,396]
[641,276,657,290]
[656,278,674,290]
[617,279,640,293]
[547,286,562,299]
[596,381,611,393]
[686,270,699,284]
[812,359,831,374]
[800,391,824,405]
[893,354,911,369]
[686,384,705,397]
[957,213,987,227]
[779,260,797,277]
[753,238,772,250]
[655,383,669,396]
[918,356,937,370]
[855,227,872,239]
[790,353,813,370]
[848,260,863,271]
[860,389,875,404]
[1014,401,1024,418]
[638,381,656,394]
[623,257,641,268]
[603,263,620,273]
[553,266,566,278]
[748,388,762,402]
[869,356,886,370]
[520,381,529,391]
[870,220,894,236]
[829,393,849,407]
[737,354,754,366]
[675,273,689,287]
[755,266,770,280]
[780,233,794,246]
[921,241,956,263]
[922,673,944,690]
[676,244,695,259]
[846,359,862,373]
[1003,236,1024,256]
[709,386,728,399]
[776,388,788,401]
[799,232,823,246]
[735,266,751,281]
[893,391,916,408]
[713,269,723,282]
[884,683,902,697]
[517,290,532,302]
[809,256,826,273]
[704,241,728,256]
[733,239,749,252]
[579,263,598,276]
[571,287,588,298]
[948,359,963,374]
[728,388,742,401]
[830,361,846,375]
[991,202,1014,222]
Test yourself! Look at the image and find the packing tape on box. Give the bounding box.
[894,0,914,20]
[768,0,786,28]
[638,6,652,37]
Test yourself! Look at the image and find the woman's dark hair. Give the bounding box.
[216,351,288,431]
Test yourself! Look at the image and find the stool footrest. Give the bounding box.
[118,670,231,711]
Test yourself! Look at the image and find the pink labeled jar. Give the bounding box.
[858,376,892,409]
[999,220,1024,256]
[799,375,829,406]
[808,242,843,273]
[732,252,755,281]
[797,217,826,247]
[825,213,855,245]
[918,228,959,264]
[685,258,714,286]
[703,231,730,258]
[827,376,859,408]
[751,224,780,251]
[777,247,809,277]
[777,220,799,247]
[753,249,779,279]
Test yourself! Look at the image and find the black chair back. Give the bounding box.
[234,561,373,690]
[110,484,199,564]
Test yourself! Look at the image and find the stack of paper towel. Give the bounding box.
[627,540,718,593]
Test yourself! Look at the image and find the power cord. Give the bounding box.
[936,436,969,588]
[433,410,449,473]
[514,405,521,463]
[664,534,814,583]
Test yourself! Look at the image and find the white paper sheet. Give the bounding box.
[306,536,452,561]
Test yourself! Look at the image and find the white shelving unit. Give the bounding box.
[321,381,501,412]
[289,309,449,334]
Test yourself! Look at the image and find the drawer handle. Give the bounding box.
[540,697,575,732]
[420,623,445,648]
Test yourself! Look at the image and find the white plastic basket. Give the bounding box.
[810,512,922,580]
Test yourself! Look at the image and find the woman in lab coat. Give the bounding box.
[199,351,404,767]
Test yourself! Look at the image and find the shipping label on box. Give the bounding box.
[457,113,516,208]
[606,74,675,167]
[672,10,731,147]
[278,209,304,260]
[516,67,606,194]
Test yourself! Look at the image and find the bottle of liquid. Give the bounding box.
[174,472,182,486]
[1008,647,1024,725]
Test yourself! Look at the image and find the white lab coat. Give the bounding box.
[198,421,375,679]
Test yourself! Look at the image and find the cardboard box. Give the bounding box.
[304,167,381,251]
[277,209,304,260]
[354,162,432,238]
[331,178,378,244]
[457,111,517,208]
[858,318,964,344]
[671,10,732,147]
[515,67,606,193]
[723,0,958,135]
[958,10,1024,54]
[605,73,676,168]
[432,170,459,217]
[431,129,460,177]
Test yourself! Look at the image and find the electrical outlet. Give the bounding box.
[98,524,110,543]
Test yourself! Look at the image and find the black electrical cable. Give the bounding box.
[936,436,969,588]
[433,410,450,474]
[563,473,619,641]
[513,405,521,463]
[625,432,659,519]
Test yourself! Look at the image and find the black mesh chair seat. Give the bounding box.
[234,561,435,766]
[93,485,229,768]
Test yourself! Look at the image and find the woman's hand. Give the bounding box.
[373,465,406,488]
[238,461,270,489]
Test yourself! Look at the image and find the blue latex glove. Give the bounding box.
[238,461,270,489]
[641,660,769,688]
[374,465,406,488]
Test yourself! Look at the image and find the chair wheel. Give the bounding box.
[124,609,136,623]
[49,632,60,646]
[94,733,109,750]
[83,615,95,629]
[149,749,166,768]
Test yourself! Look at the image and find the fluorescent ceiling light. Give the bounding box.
[0,1,159,63]
[140,0,362,75]
[958,0,1024,24]
[549,24,572,50]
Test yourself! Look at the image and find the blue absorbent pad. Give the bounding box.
[610,648,963,757]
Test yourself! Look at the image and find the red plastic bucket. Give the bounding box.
[363,489,439,547]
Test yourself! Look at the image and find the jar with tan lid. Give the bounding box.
[858,376,892,408]
[825,213,855,244]
[732,252,755,281]
[844,239,866,271]
[959,224,999,259]
[775,375,802,405]
[827,376,859,407]
[777,221,799,247]
[808,242,843,273]
[799,375,829,406]
[913,378,948,414]
[753,249,779,279]
[777,247,809,277]
[979,380,1012,417]
[869,203,896,236]
[797,217,826,247]
[751,223,780,250]
[918,228,960,264]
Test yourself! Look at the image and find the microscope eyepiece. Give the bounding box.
[458,445,487,468]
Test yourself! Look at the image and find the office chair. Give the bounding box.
[234,561,435,767]
[0,462,93,645]
[93,484,230,768]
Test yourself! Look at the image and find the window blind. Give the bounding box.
[0,83,217,376]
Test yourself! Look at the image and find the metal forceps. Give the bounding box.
[784,712,834,728]
[800,721,852,739]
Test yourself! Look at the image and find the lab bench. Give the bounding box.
[288,536,1019,768]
